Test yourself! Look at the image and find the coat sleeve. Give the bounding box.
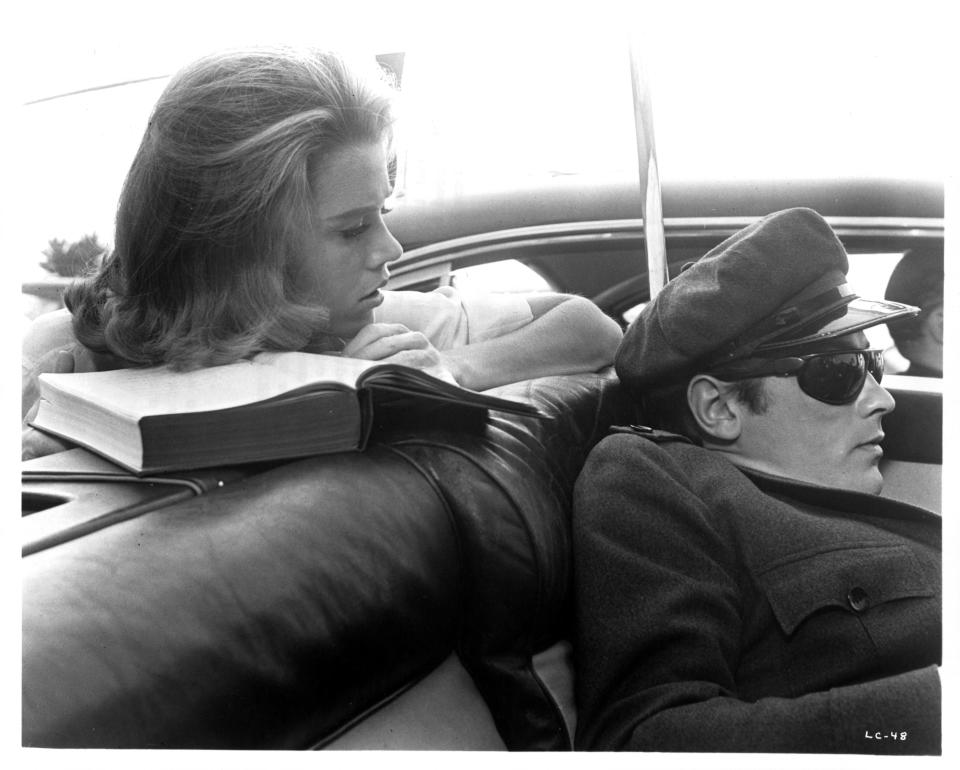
[572,435,940,754]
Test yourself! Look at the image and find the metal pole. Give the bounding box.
[628,41,668,299]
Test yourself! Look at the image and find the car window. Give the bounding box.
[846,253,903,362]
[621,302,646,326]
[450,261,552,295]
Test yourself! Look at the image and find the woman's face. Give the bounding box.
[298,141,402,338]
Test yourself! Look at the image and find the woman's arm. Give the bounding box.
[440,294,622,390]
[351,291,622,390]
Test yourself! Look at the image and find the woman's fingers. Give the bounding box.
[342,323,457,383]
[22,427,74,461]
[384,349,458,384]
[343,324,430,360]
[22,348,77,420]
[22,348,85,458]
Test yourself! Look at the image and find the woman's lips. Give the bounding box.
[357,287,384,307]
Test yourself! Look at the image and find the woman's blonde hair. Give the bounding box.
[66,47,395,369]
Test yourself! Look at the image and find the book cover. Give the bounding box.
[31,351,541,474]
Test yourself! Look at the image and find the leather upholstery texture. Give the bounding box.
[22,369,637,750]
[23,449,461,748]
[383,370,635,749]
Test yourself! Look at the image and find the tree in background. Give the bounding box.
[40,234,107,277]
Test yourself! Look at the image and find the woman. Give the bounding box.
[23,46,622,458]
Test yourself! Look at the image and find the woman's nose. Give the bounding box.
[369,222,402,269]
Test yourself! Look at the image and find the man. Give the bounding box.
[573,208,941,754]
[885,246,944,377]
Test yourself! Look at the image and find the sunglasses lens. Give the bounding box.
[797,352,875,405]
[865,350,884,384]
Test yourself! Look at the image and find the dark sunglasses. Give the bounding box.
[709,349,884,405]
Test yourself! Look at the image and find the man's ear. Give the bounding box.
[926,305,943,346]
[687,375,743,442]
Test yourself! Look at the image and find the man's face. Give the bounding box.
[730,332,895,494]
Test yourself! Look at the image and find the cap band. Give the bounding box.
[706,273,855,366]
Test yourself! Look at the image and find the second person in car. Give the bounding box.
[574,208,941,755]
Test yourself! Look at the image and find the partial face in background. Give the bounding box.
[297,140,402,337]
[729,333,896,494]
[920,301,944,372]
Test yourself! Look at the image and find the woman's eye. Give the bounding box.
[340,222,370,239]
[340,207,391,239]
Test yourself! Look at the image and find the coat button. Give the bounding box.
[847,587,870,612]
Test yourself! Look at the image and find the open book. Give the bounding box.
[30,351,541,475]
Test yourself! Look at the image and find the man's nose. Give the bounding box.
[860,373,896,417]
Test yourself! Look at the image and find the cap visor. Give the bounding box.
[758,298,919,351]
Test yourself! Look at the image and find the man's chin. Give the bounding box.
[734,458,885,496]
[810,459,885,496]
[849,468,884,496]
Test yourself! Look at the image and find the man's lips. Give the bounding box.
[856,433,885,454]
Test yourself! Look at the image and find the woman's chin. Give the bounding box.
[327,309,375,340]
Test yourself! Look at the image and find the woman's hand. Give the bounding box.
[343,323,459,384]
[22,349,78,460]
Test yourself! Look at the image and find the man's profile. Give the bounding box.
[573,208,941,754]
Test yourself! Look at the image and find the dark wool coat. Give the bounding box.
[572,431,941,754]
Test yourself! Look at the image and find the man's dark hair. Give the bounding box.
[885,247,944,346]
[641,376,769,441]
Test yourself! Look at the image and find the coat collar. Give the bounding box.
[740,466,941,526]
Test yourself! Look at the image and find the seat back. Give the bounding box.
[22,370,638,749]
